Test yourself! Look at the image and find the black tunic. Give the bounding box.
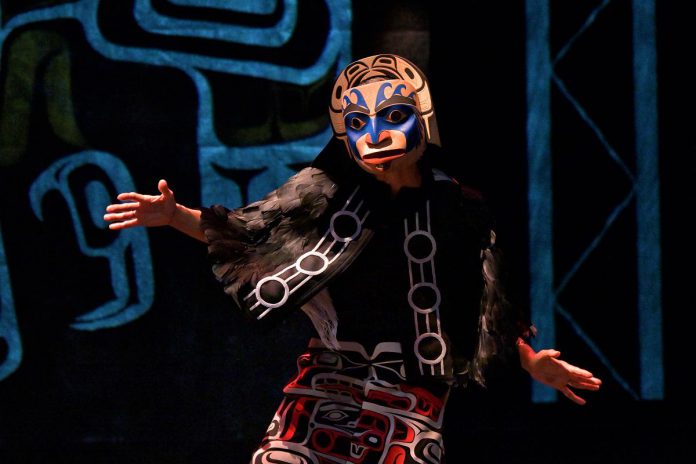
[199,148,533,463]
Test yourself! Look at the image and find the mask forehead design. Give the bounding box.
[341,80,417,116]
[329,54,440,147]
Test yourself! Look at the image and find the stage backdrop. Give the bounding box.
[0,1,689,462]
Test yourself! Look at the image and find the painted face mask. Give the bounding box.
[341,79,423,168]
[329,54,440,171]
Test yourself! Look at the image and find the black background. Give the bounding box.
[0,1,692,462]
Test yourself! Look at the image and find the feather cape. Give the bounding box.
[200,144,533,386]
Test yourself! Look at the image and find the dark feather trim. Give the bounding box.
[468,230,535,386]
[200,167,338,305]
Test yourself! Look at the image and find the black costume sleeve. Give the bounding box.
[199,167,336,319]
[199,166,374,323]
[469,221,535,386]
[457,183,535,385]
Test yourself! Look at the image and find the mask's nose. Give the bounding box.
[365,117,380,145]
[365,124,392,148]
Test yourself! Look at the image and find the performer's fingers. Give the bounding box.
[158,179,173,197]
[569,374,601,385]
[539,349,561,358]
[117,192,149,201]
[104,211,136,222]
[105,202,139,213]
[108,218,138,230]
[568,365,595,378]
[561,386,586,405]
[571,374,602,386]
[568,380,601,391]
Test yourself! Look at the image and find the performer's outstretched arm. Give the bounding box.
[516,338,602,405]
[103,179,206,243]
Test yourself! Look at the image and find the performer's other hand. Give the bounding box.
[104,179,177,230]
[525,349,602,405]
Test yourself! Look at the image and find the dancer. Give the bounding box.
[105,54,601,464]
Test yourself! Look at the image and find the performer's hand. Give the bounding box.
[104,179,177,230]
[524,349,602,405]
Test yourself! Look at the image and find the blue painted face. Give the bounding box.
[341,80,425,167]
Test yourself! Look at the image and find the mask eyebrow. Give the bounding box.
[375,95,417,113]
[343,103,370,117]
[342,103,370,117]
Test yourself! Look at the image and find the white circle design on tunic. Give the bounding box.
[407,283,441,314]
[255,276,290,308]
[414,332,447,365]
[330,210,362,243]
[403,230,437,264]
[295,251,330,276]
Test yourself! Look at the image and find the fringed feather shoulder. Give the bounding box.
[200,167,374,321]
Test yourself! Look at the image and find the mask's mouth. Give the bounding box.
[361,149,404,165]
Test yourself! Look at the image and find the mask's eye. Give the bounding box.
[386,109,406,124]
[349,117,366,130]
